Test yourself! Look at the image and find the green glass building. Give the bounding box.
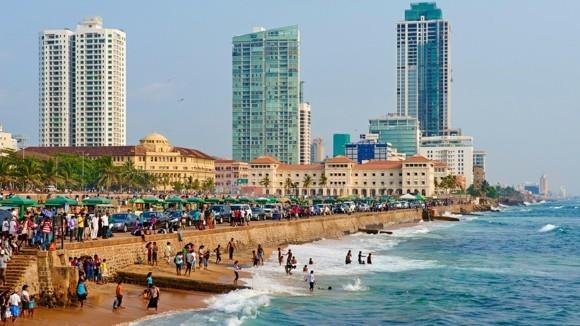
[396,3,451,136]
[368,115,419,157]
[332,133,351,157]
[232,26,300,164]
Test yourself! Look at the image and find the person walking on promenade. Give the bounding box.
[233,260,241,286]
[164,242,173,264]
[152,242,159,266]
[76,213,85,242]
[214,244,222,264]
[147,284,160,312]
[101,211,110,239]
[113,280,124,310]
[227,238,236,261]
[40,217,52,251]
[68,215,76,242]
[90,214,99,240]
[306,270,315,292]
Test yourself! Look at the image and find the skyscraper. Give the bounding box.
[299,102,311,164]
[39,16,126,147]
[333,133,350,157]
[396,3,451,136]
[310,137,324,163]
[232,26,301,164]
[369,114,420,156]
[539,174,549,195]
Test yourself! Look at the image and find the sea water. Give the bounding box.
[133,200,580,326]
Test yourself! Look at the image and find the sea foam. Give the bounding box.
[342,278,368,291]
[538,224,557,233]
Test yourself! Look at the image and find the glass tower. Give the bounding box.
[396,3,450,137]
[232,26,300,164]
[332,133,351,157]
[369,114,419,157]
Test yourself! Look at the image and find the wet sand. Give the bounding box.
[23,283,208,326]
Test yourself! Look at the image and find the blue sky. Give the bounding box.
[0,0,579,195]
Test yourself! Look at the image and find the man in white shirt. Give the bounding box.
[8,290,21,321]
[1,218,9,237]
[8,217,18,237]
[306,270,315,292]
[0,250,9,286]
[100,212,110,239]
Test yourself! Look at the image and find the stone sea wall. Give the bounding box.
[63,204,472,273]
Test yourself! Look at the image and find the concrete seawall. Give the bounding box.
[63,204,472,273]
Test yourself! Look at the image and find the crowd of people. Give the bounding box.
[0,285,34,324]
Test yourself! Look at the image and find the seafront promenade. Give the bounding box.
[9,204,475,308]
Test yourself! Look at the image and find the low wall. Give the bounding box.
[62,204,473,273]
[116,271,248,293]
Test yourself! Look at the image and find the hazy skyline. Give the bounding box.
[0,0,578,194]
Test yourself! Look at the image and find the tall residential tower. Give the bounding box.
[232,26,301,164]
[396,3,451,136]
[39,16,126,147]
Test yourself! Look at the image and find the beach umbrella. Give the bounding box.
[237,197,251,203]
[255,197,269,204]
[415,193,426,202]
[82,197,112,206]
[400,193,416,200]
[267,197,278,203]
[44,196,78,207]
[205,198,222,204]
[0,196,38,219]
[142,196,164,204]
[129,198,145,204]
[186,197,205,204]
[223,197,238,203]
[165,195,185,204]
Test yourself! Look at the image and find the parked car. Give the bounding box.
[263,204,286,219]
[251,207,266,220]
[230,204,253,221]
[313,204,332,216]
[333,204,346,214]
[140,211,171,231]
[342,201,356,214]
[109,213,140,232]
[357,203,371,212]
[210,205,232,224]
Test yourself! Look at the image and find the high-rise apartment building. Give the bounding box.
[539,174,549,195]
[299,102,311,164]
[310,137,324,163]
[396,3,451,136]
[39,16,126,147]
[232,26,301,164]
[369,114,420,157]
[419,135,473,187]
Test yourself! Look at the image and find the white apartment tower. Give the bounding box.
[310,137,325,163]
[299,102,311,165]
[39,16,126,147]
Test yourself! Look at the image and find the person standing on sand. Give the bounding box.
[198,246,204,269]
[367,253,372,265]
[252,250,258,267]
[174,252,184,276]
[145,242,152,265]
[203,249,210,270]
[113,280,124,310]
[227,238,236,260]
[147,284,160,312]
[358,251,365,265]
[0,250,8,286]
[306,270,315,292]
[214,244,222,264]
[233,261,241,286]
[164,242,173,264]
[257,244,264,266]
[345,250,352,264]
[76,278,88,308]
[185,249,194,276]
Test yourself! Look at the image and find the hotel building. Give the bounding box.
[215,160,249,194]
[419,135,473,187]
[247,155,447,197]
[39,16,126,147]
[0,125,18,152]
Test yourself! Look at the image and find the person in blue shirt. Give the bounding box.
[76,279,88,307]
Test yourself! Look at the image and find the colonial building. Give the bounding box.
[248,155,448,197]
[23,133,214,190]
[215,159,249,194]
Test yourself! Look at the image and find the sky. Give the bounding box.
[0,0,579,195]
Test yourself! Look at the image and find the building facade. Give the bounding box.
[310,137,324,163]
[232,26,301,164]
[215,160,249,194]
[396,3,451,136]
[473,150,486,187]
[248,155,446,197]
[539,174,549,195]
[369,114,420,156]
[0,125,17,151]
[39,16,126,147]
[24,133,214,190]
[299,102,311,164]
[419,135,473,187]
[332,133,350,157]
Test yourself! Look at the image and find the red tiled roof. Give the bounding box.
[279,164,324,171]
[325,156,353,164]
[405,155,431,162]
[354,160,403,170]
[173,147,214,160]
[24,145,214,160]
[249,156,281,164]
[433,160,447,168]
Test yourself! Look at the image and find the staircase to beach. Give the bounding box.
[0,248,38,293]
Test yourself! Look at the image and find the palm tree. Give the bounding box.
[284,177,294,196]
[185,176,194,192]
[192,179,201,193]
[118,160,137,190]
[302,174,313,196]
[41,159,60,188]
[96,157,118,191]
[15,158,41,190]
[0,157,15,189]
[202,178,215,193]
[58,161,78,190]
[259,175,271,188]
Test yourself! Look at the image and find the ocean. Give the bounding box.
[132,200,580,326]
